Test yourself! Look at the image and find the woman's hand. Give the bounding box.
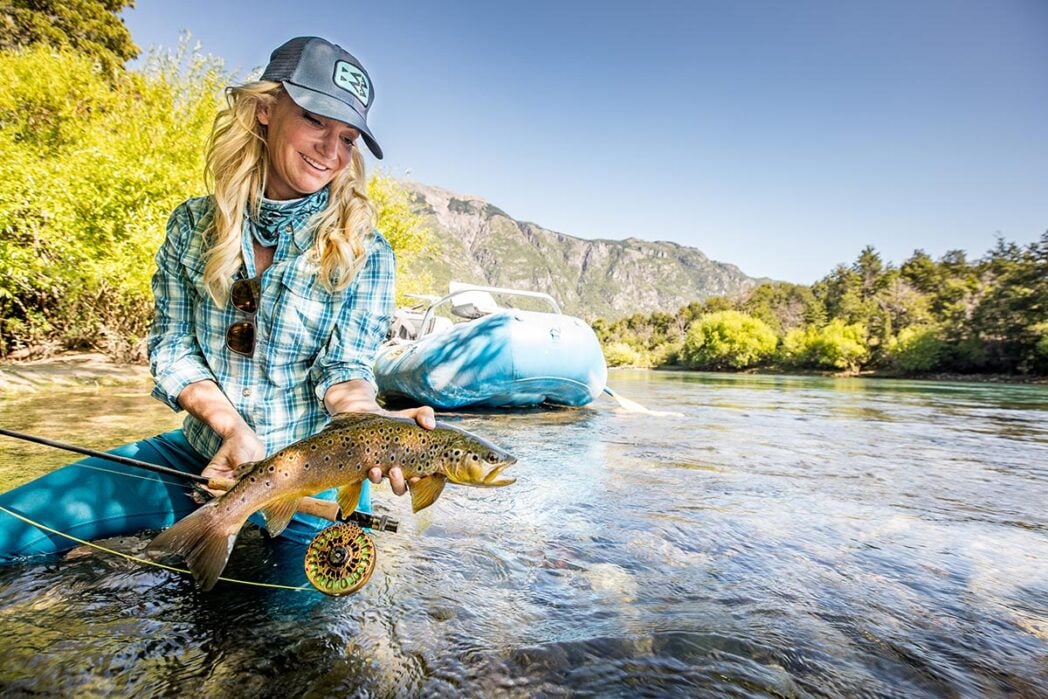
[323,380,437,497]
[367,405,436,494]
[201,426,266,495]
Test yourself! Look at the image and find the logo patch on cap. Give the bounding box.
[334,61,371,106]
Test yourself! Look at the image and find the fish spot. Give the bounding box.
[268,466,275,473]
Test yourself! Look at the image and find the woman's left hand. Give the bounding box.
[324,380,437,496]
[368,405,436,494]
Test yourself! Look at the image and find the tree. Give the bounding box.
[679,310,777,370]
[0,41,227,357]
[0,0,138,74]
[367,173,432,303]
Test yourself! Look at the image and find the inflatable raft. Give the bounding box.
[374,284,607,409]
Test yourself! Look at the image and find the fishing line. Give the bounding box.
[0,504,312,592]
[70,461,193,489]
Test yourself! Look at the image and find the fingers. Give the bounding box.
[414,406,436,430]
[366,466,409,496]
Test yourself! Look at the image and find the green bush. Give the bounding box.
[808,320,869,371]
[778,320,868,371]
[679,310,777,370]
[603,341,645,368]
[889,325,947,373]
[0,42,227,357]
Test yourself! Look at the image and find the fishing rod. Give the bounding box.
[0,427,397,532]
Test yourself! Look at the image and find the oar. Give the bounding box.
[601,386,683,417]
[0,427,397,531]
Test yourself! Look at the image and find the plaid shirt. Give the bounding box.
[148,191,395,460]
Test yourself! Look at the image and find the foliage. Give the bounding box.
[0,0,138,74]
[593,234,1047,376]
[368,173,432,304]
[0,42,227,357]
[679,311,777,370]
[603,341,646,368]
[888,325,947,373]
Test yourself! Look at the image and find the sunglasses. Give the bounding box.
[226,276,261,356]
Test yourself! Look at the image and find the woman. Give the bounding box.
[0,36,430,563]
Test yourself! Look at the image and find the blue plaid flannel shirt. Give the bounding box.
[147,191,395,460]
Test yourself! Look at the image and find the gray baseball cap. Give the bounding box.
[261,36,383,159]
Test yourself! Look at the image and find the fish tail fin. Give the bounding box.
[147,502,242,592]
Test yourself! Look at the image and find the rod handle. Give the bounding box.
[205,477,341,522]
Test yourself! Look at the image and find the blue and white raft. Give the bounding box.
[374,283,608,409]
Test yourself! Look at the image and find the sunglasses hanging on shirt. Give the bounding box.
[226,276,261,356]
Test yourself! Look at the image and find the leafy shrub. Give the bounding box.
[679,310,777,370]
[889,325,948,373]
[807,320,869,371]
[603,341,646,368]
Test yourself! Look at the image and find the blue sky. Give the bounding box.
[121,0,1047,284]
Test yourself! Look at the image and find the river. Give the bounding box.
[0,369,1045,697]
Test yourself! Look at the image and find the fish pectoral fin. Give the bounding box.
[409,475,447,513]
[259,495,300,537]
[336,482,364,517]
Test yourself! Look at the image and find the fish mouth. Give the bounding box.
[483,461,516,486]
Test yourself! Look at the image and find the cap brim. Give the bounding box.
[283,82,383,160]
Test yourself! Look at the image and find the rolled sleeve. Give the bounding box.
[147,204,217,411]
[311,232,396,401]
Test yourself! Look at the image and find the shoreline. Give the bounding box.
[2,352,1045,393]
[0,352,152,393]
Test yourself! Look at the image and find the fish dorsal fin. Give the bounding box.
[409,475,447,513]
[323,412,386,432]
[259,495,300,537]
[337,482,364,516]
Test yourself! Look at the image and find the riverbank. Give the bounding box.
[2,352,1044,394]
[0,352,152,393]
[648,363,1048,385]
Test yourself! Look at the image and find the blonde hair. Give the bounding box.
[202,81,375,305]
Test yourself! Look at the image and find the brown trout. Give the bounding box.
[147,412,516,590]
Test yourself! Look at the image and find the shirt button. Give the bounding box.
[285,224,294,232]
[242,388,253,397]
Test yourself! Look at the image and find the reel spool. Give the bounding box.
[304,522,377,596]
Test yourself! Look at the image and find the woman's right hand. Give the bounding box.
[201,427,265,495]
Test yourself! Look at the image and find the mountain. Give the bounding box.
[403,182,762,320]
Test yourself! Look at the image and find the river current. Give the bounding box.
[0,369,1045,697]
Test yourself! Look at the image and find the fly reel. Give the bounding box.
[304,522,377,596]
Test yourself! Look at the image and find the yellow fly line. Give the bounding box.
[0,504,312,592]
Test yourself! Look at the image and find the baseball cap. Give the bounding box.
[261,36,383,159]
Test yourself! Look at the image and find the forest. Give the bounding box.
[594,238,1047,376]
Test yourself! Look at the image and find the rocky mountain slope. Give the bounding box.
[404,182,761,320]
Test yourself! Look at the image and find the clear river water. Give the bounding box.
[0,369,1045,697]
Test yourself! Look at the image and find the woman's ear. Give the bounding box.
[256,101,270,127]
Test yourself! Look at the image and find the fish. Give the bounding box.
[147,412,516,590]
